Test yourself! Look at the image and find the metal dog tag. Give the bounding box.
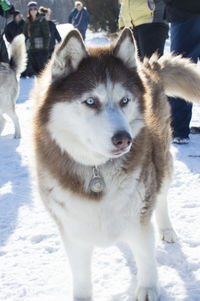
[89,167,104,193]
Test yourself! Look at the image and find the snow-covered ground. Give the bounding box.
[0,25,200,301]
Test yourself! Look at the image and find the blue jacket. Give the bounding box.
[68,8,91,33]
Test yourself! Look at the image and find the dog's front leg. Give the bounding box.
[129,223,160,301]
[6,109,21,139]
[0,114,6,135]
[63,236,93,301]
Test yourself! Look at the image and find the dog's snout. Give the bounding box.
[112,131,132,150]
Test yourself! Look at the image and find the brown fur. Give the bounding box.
[33,29,200,210]
[31,29,200,300]
[34,127,103,200]
[33,46,150,201]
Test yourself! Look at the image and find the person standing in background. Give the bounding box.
[39,6,61,58]
[23,1,50,77]
[0,0,14,18]
[68,1,91,40]
[163,0,200,144]
[5,10,25,43]
[0,0,15,64]
[118,0,168,60]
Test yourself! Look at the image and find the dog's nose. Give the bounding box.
[112,131,132,150]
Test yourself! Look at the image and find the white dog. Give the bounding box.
[0,34,26,138]
[32,28,200,301]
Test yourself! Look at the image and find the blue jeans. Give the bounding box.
[169,17,200,138]
[78,28,86,40]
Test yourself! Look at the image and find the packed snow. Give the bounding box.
[0,25,200,301]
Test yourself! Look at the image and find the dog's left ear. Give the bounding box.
[113,28,137,68]
[51,29,88,81]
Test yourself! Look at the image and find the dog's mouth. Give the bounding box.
[111,145,132,157]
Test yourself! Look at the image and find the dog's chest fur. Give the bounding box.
[38,157,153,246]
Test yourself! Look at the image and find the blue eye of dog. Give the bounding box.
[85,98,95,106]
[120,97,130,107]
[83,97,101,110]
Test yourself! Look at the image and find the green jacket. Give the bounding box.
[0,0,14,19]
[24,14,50,52]
[0,0,12,11]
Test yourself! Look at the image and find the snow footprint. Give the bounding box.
[31,235,58,253]
[31,234,47,244]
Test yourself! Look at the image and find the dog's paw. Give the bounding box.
[159,228,177,243]
[135,286,160,301]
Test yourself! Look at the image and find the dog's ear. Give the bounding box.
[113,28,137,68]
[51,29,88,81]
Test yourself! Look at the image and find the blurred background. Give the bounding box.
[11,0,120,32]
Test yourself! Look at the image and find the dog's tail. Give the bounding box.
[147,53,200,103]
[9,34,27,76]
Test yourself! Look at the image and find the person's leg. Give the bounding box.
[169,17,200,140]
[170,97,192,139]
[79,29,86,40]
[134,23,169,60]
[0,37,9,63]
[33,50,49,75]
[25,51,36,77]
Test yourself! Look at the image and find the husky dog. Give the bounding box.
[32,28,200,301]
[0,34,27,138]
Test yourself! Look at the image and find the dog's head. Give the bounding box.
[37,28,145,166]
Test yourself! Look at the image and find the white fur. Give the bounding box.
[0,72,21,138]
[155,174,177,243]
[51,33,87,81]
[114,30,137,68]
[38,158,165,301]
[34,29,177,301]
[9,34,27,78]
[0,34,26,138]
[47,81,144,166]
